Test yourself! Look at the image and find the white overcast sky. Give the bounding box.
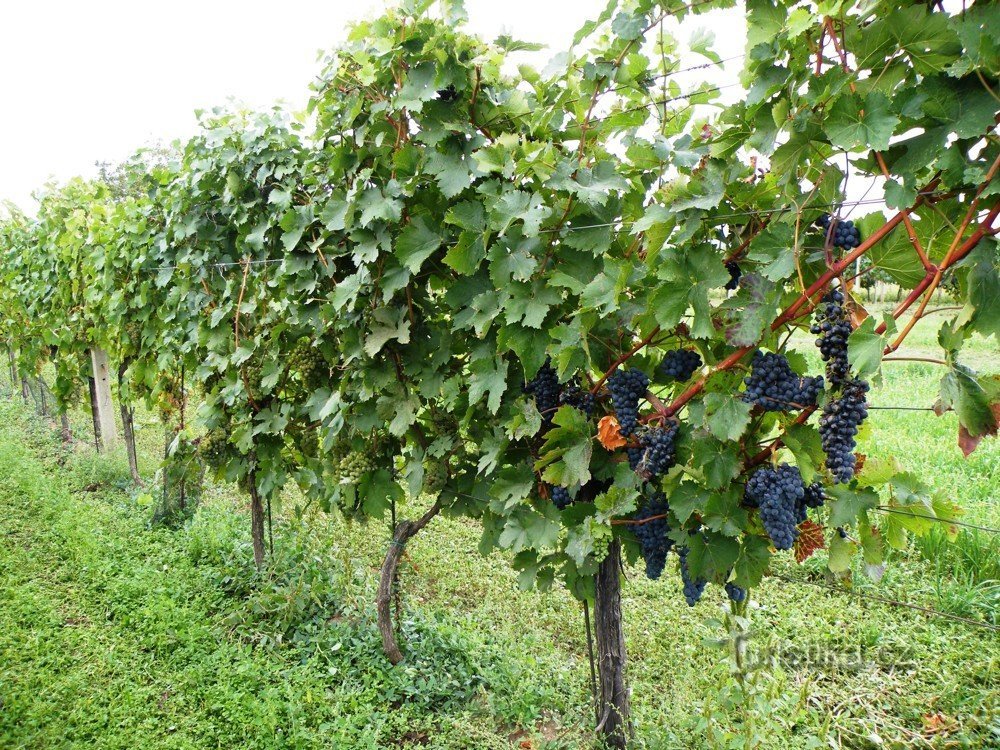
[1,1,746,212]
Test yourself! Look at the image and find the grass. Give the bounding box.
[0,305,998,749]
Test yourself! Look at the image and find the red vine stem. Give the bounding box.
[659,183,939,418]
[751,201,999,464]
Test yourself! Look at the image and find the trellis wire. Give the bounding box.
[773,573,999,633]
[873,506,1000,535]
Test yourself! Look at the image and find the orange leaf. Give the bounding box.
[598,415,627,450]
[794,519,826,563]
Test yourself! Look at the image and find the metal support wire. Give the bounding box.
[773,573,999,632]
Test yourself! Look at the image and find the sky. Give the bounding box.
[0,0,746,212]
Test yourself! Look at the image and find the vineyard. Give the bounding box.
[1,0,998,748]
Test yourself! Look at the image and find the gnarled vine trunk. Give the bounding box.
[376,500,442,664]
[248,472,266,569]
[593,538,632,748]
[87,375,102,451]
[117,362,141,485]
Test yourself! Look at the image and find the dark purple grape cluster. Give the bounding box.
[678,545,706,606]
[803,481,826,509]
[819,377,869,483]
[742,351,823,411]
[608,368,649,437]
[725,582,747,603]
[550,484,573,510]
[632,493,672,580]
[660,349,702,381]
[811,289,852,387]
[817,214,861,249]
[560,379,595,417]
[635,422,679,478]
[525,359,560,429]
[745,464,808,550]
[725,261,742,290]
[626,446,643,471]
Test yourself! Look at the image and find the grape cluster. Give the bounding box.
[811,290,852,386]
[635,422,679,478]
[550,484,573,510]
[608,368,649,437]
[742,351,823,411]
[725,582,747,603]
[725,261,742,290]
[295,428,319,458]
[745,464,808,550]
[429,408,459,436]
[678,545,706,606]
[423,459,448,495]
[289,339,327,390]
[819,377,869,483]
[525,359,561,429]
[560,379,595,417]
[336,450,376,484]
[242,360,264,401]
[198,429,228,469]
[660,349,702,382]
[632,493,673,580]
[626,446,644,471]
[817,214,861,249]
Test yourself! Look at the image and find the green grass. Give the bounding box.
[0,307,997,749]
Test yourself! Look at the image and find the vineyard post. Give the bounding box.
[88,347,118,451]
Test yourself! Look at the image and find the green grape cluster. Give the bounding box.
[337,450,376,484]
[422,459,448,495]
[295,428,319,458]
[288,339,328,390]
[124,321,142,349]
[242,361,264,401]
[428,408,458,436]
[198,429,228,469]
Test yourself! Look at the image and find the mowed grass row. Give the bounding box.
[0,301,997,749]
